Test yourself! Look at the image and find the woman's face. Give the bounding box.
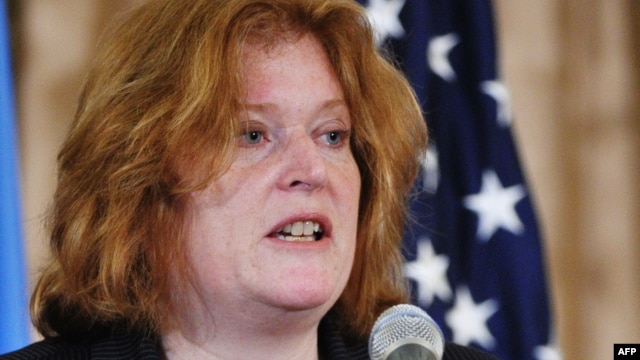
[182,34,361,319]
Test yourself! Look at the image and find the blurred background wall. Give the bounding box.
[9,1,639,359]
[494,2,640,359]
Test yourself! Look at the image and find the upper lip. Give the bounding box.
[267,213,332,239]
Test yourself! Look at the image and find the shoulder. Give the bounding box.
[318,316,369,360]
[0,338,89,360]
[443,342,500,360]
[0,335,161,360]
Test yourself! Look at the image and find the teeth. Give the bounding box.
[291,221,304,236]
[276,220,323,241]
[303,221,315,236]
[283,235,315,242]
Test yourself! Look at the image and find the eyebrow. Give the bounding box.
[241,99,349,115]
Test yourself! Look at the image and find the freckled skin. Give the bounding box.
[178,34,361,331]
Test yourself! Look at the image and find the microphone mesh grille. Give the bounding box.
[369,304,445,360]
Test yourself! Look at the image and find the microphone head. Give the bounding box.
[369,304,445,360]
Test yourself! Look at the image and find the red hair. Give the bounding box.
[31,0,427,342]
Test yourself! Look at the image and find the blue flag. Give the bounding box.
[360,0,559,359]
[0,0,30,353]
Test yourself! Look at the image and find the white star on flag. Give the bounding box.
[533,328,563,360]
[427,33,460,82]
[445,286,498,350]
[480,80,512,127]
[534,343,563,360]
[422,144,440,194]
[404,238,452,306]
[365,0,406,46]
[463,169,526,242]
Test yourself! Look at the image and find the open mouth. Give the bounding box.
[273,220,324,242]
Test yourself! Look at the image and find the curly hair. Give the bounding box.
[31,0,427,342]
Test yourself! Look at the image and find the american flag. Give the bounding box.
[358,0,560,359]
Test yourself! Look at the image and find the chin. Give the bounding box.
[269,276,346,312]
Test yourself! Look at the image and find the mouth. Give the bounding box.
[271,220,325,242]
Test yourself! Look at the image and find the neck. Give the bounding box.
[162,306,323,360]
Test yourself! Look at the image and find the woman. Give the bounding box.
[3,0,497,359]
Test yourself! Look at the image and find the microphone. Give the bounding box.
[369,304,445,360]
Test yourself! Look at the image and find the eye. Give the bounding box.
[326,131,342,146]
[322,129,350,147]
[242,130,264,145]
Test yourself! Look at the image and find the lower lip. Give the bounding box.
[264,235,331,250]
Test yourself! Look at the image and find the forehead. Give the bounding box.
[241,33,328,74]
[240,34,345,107]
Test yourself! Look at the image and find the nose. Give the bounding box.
[276,130,328,191]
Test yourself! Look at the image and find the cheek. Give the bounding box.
[338,161,361,209]
[182,201,245,296]
[183,177,244,261]
[334,160,361,245]
[188,162,255,209]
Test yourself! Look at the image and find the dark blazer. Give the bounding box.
[1,317,498,360]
